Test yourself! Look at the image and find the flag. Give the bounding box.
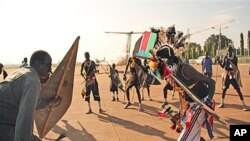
[136,31,157,58]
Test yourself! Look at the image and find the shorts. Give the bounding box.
[85,79,100,102]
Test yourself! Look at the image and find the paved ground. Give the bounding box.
[7,64,250,141]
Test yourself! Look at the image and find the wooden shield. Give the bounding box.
[35,36,80,138]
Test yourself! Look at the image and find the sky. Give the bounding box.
[0,0,249,64]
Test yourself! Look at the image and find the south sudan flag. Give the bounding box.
[136,31,157,58]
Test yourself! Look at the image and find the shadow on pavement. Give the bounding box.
[45,120,97,141]
[94,112,176,141]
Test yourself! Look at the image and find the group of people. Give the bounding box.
[79,26,249,141]
[80,51,156,113]
[147,25,248,140]
[0,28,249,141]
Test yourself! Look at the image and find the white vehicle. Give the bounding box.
[195,56,205,65]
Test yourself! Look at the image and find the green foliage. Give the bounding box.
[186,42,201,59]
[203,34,232,58]
[185,34,233,59]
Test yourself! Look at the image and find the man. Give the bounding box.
[0,50,56,141]
[123,56,143,112]
[0,63,8,81]
[155,46,216,140]
[109,63,119,102]
[217,45,248,111]
[201,52,213,78]
[20,57,29,68]
[80,52,105,114]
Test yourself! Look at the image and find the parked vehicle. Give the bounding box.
[195,56,205,65]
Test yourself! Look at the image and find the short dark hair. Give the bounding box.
[228,46,233,52]
[84,52,90,56]
[30,50,51,66]
[24,57,28,62]
[0,63,3,68]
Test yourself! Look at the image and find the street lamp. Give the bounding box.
[211,26,228,56]
[212,26,228,83]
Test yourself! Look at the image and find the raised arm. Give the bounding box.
[123,58,131,81]
[124,58,131,75]
[217,56,227,68]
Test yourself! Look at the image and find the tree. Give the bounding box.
[204,34,232,57]
[240,33,244,56]
[187,42,201,59]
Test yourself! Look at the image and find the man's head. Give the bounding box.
[30,50,52,81]
[84,52,90,60]
[112,63,116,69]
[24,57,28,63]
[227,45,234,57]
[205,52,209,57]
[156,45,175,59]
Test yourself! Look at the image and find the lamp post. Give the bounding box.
[211,26,228,56]
[212,26,228,83]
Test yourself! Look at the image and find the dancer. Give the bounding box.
[217,45,248,111]
[109,63,119,102]
[81,52,105,114]
[123,56,143,112]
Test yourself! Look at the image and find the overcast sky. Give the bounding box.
[0,0,249,64]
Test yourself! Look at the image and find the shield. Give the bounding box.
[110,67,125,92]
[35,36,80,138]
[171,74,229,128]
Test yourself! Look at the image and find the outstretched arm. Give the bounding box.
[123,58,131,81]
[217,56,226,68]
[124,58,131,75]
[183,65,215,100]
